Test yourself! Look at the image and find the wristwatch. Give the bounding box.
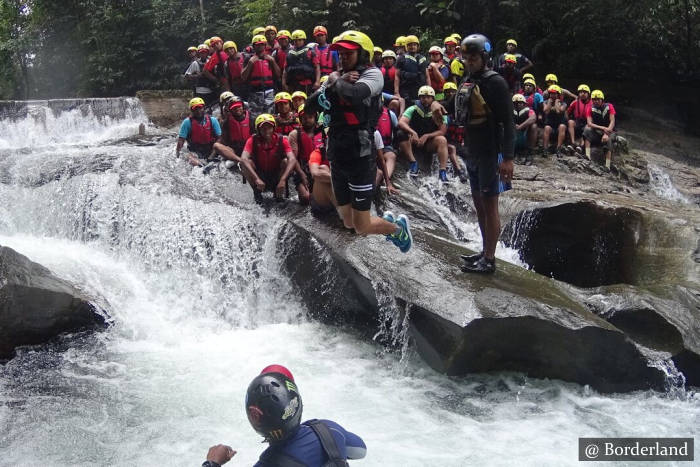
[202,461,221,467]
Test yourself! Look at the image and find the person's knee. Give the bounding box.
[434,135,447,147]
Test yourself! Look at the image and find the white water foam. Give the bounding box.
[648,164,691,205]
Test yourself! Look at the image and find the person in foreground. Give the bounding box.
[454,34,514,274]
[202,364,367,467]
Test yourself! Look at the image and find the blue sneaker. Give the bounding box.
[388,214,412,253]
[382,211,395,223]
[439,169,449,183]
[409,161,419,176]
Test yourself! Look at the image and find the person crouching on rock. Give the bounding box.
[239,113,307,203]
[176,97,226,167]
[202,365,367,467]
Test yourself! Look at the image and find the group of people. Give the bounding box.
[178,26,618,275]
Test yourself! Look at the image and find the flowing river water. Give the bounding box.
[0,98,698,466]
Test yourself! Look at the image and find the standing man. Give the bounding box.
[305,30,412,252]
[242,35,280,116]
[313,25,339,78]
[496,38,533,73]
[454,34,514,274]
[396,35,427,102]
[283,30,320,95]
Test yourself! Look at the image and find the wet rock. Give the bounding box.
[502,200,696,288]
[279,213,666,393]
[581,284,700,387]
[0,246,108,360]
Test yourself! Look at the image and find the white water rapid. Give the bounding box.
[0,98,697,466]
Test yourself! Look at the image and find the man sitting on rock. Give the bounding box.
[512,93,537,165]
[397,85,450,182]
[176,97,225,167]
[584,89,617,169]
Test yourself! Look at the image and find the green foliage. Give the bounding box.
[0,0,697,99]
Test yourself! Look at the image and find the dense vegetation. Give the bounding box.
[1,0,698,99]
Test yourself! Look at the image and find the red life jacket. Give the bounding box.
[381,66,396,94]
[252,134,285,172]
[446,122,464,145]
[189,115,216,145]
[247,56,274,89]
[571,99,591,121]
[376,106,394,146]
[316,45,335,76]
[226,54,244,85]
[296,126,325,164]
[226,111,251,146]
[275,113,298,136]
[274,47,289,71]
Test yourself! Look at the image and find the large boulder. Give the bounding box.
[278,212,667,393]
[0,246,108,360]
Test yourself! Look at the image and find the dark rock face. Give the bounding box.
[278,213,667,393]
[0,246,108,360]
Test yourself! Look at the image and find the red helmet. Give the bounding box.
[260,364,294,381]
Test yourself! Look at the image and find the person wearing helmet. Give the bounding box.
[393,36,406,57]
[283,30,321,95]
[496,38,533,73]
[566,84,592,152]
[221,97,255,162]
[222,41,246,98]
[304,30,413,252]
[272,30,292,80]
[239,113,305,203]
[397,85,450,182]
[543,84,568,157]
[443,36,459,63]
[426,46,450,99]
[264,25,278,53]
[496,54,522,94]
[313,26,339,78]
[584,89,616,168]
[512,93,537,165]
[453,33,515,274]
[202,36,231,91]
[372,46,383,68]
[439,82,469,183]
[203,365,366,466]
[520,78,544,127]
[273,92,298,136]
[396,34,427,101]
[242,35,281,117]
[290,91,307,112]
[184,45,216,106]
[176,97,224,167]
[542,74,576,101]
[288,104,331,208]
[380,50,405,115]
[218,91,235,116]
[186,45,197,63]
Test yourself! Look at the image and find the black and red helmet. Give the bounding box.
[245,368,302,442]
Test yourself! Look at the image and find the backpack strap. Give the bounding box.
[258,449,306,467]
[304,420,349,467]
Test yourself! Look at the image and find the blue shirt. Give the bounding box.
[178,115,222,139]
[254,419,366,467]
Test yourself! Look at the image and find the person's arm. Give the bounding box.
[520,56,534,73]
[606,113,616,134]
[204,444,236,466]
[313,60,321,89]
[309,161,331,182]
[418,121,446,146]
[176,119,190,157]
[288,129,299,157]
[394,69,401,96]
[176,137,185,157]
[282,67,289,91]
[397,115,418,139]
[489,76,515,161]
[425,67,432,89]
[241,56,256,81]
[516,111,536,131]
[266,54,281,80]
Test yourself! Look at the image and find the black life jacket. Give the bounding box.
[514,106,531,125]
[591,103,611,127]
[258,420,349,467]
[285,46,315,82]
[398,53,426,85]
[406,104,439,135]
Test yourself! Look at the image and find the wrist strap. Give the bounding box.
[202,461,221,467]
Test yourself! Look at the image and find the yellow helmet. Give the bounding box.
[320,75,329,84]
[545,73,558,83]
[252,27,266,35]
[274,92,292,104]
[450,59,464,77]
[223,41,237,52]
[547,84,562,94]
[331,30,374,56]
[277,29,291,40]
[210,36,223,44]
[291,91,307,100]
[291,29,307,40]
[187,46,197,52]
[418,85,435,97]
[428,46,443,55]
[577,84,591,93]
[524,78,537,87]
[252,34,267,45]
[504,54,517,63]
[444,36,458,46]
[382,50,397,59]
[394,36,406,47]
[512,93,526,103]
[255,113,276,130]
[522,73,535,81]
[374,46,383,54]
[189,97,205,109]
[265,25,277,34]
[443,82,458,91]
[219,91,234,104]
[591,89,605,99]
[506,38,518,47]
[204,39,211,47]
[450,33,462,41]
[404,35,420,46]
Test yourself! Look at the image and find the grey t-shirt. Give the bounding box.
[185,60,212,94]
[357,66,383,105]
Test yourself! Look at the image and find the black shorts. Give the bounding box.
[466,153,511,197]
[326,128,375,211]
[573,119,586,138]
[258,169,282,193]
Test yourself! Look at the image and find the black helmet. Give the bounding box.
[245,372,303,442]
[461,34,492,58]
